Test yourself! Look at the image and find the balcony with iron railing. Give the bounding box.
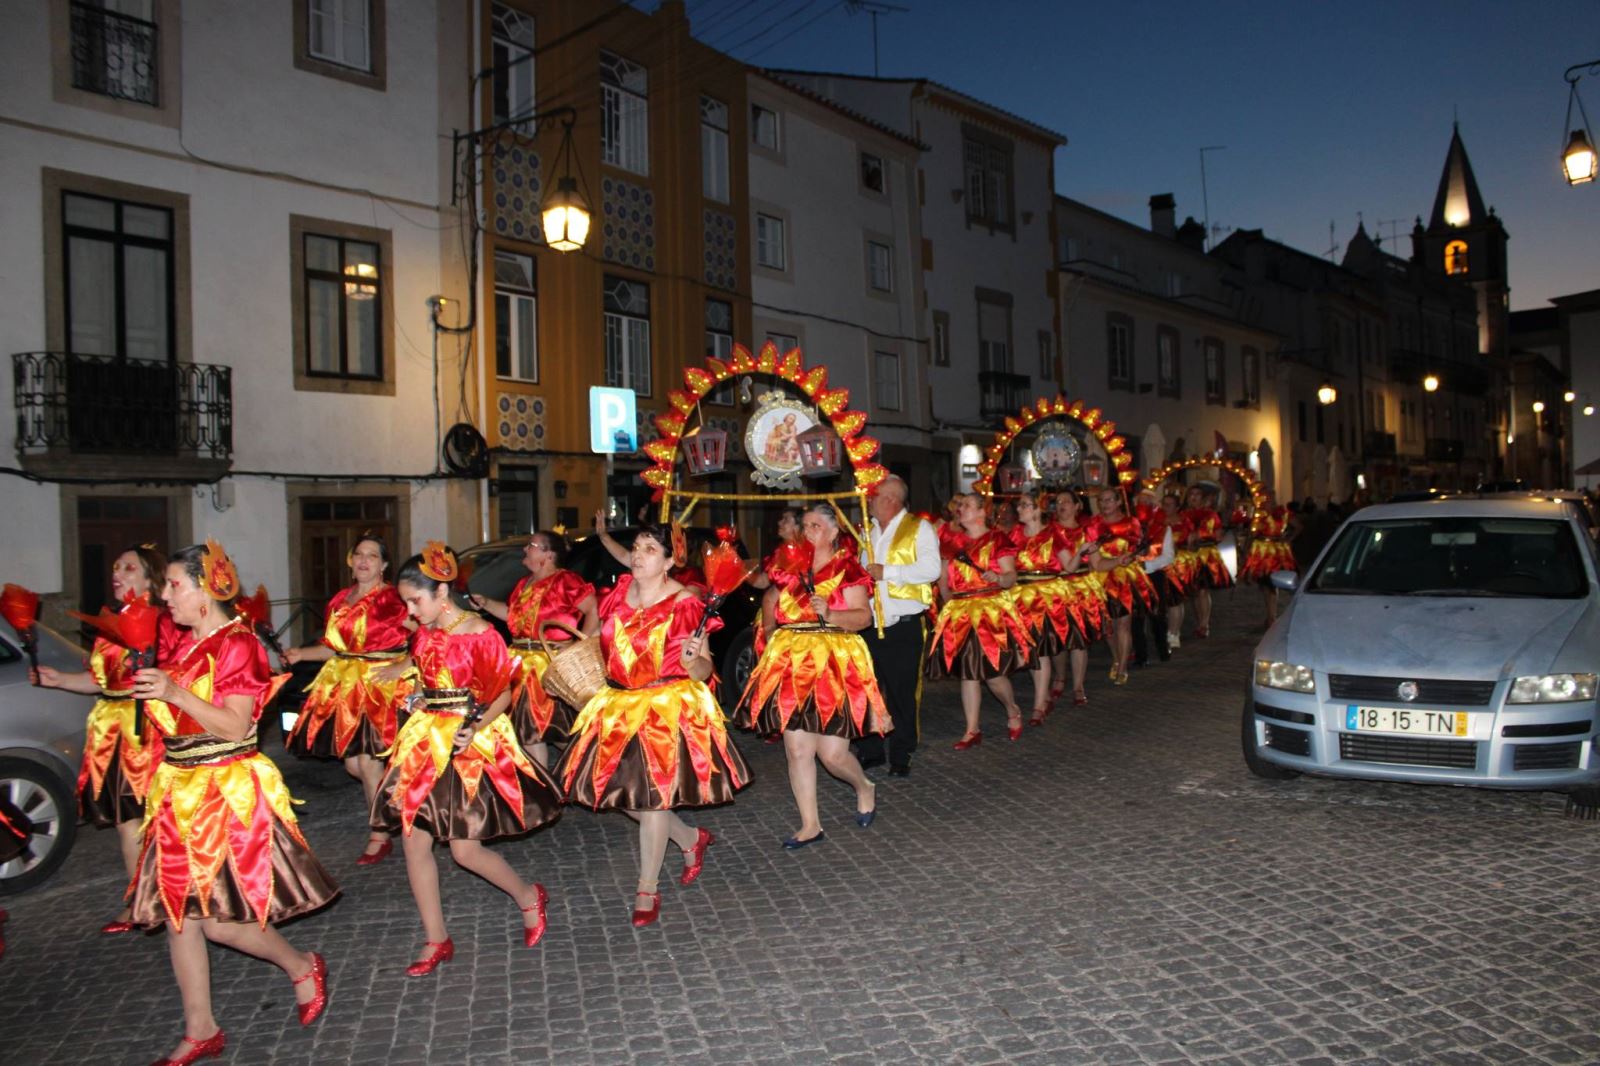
[12,351,232,478]
[70,0,159,106]
[978,370,1032,420]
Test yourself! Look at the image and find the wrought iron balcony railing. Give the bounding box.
[12,352,231,460]
[70,0,159,106]
[978,370,1031,420]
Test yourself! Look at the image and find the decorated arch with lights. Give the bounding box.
[1142,455,1268,527]
[973,394,1139,497]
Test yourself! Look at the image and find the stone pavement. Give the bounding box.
[4,588,1600,1065]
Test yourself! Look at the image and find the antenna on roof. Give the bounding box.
[845,0,909,77]
[1324,220,1340,261]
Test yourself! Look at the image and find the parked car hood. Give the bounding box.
[1274,594,1597,680]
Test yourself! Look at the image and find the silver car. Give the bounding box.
[1244,497,1600,789]
[0,626,88,894]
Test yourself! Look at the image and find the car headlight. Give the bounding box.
[1255,659,1316,693]
[1507,673,1598,703]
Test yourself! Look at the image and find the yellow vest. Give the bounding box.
[884,515,934,606]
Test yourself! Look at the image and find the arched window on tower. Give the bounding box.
[1444,240,1469,276]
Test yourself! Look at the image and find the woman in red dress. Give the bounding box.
[371,544,563,977]
[1239,489,1301,627]
[472,530,599,768]
[33,545,181,933]
[735,504,885,847]
[282,534,411,865]
[129,541,336,1066]
[1180,485,1233,637]
[927,494,1032,747]
[1048,490,1106,706]
[555,523,752,927]
[1089,488,1157,685]
[1009,494,1077,725]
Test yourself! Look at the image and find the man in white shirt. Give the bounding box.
[856,476,941,776]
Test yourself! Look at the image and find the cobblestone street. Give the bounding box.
[4,590,1600,1065]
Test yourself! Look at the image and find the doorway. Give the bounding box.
[297,496,397,644]
[76,495,169,620]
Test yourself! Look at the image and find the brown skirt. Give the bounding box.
[560,731,750,811]
[79,740,145,827]
[508,683,578,750]
[925,631,1029,681]
[287,714,389,760]
[370,755,564,842]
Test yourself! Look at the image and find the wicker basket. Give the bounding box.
[537,620,606,709]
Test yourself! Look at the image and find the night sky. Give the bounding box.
[671,0,1600,312]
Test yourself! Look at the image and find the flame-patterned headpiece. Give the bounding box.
[670,523,689,568]
[419,541,458,584]
[200,539,239,602]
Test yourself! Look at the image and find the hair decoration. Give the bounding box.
[200,539,239,601]
[419,541,459,584]
[670,523,689,568]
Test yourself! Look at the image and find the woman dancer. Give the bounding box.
[33,545,180,933]
[1239,489,1301,627]
[129,541,336,1066]
[1158,492,1191,651]
[750,507,803,592]
[282,534,410,865]
[555,523,751,927]
[1180,485,1232,637]
[1047,490,1105,707]
[1009,493,1087,726]
[928,493,1032,747]
[371,544,562,976]
[472,530,598,768]
[1089,488,1157,686]
[735,504,885,848]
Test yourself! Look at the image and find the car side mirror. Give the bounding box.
[1270,570,1299,592]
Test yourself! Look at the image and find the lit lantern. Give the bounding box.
[1082,456,1106,487]
[1563,128,1597,186]
[797,423,843,477]
[1317,382,1337,406]
[997,464,1027,493]
[681,427,727,475]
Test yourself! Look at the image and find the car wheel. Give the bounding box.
[1240,698,1300,781]
[0,757,78,896]
[719,626,757,709]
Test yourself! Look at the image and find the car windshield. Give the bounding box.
[1308,516,1590,598]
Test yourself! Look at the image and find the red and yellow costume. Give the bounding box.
[927,529,1032,679]
[1090,515,1159,617]
[734,550,889,738]
[1241,505,1297,581]
[1053,523,1108,645]
[77,608,182,826]
[1141,505,1188,609]
[557,576,751,811]
[1008,524,1078,657]
[285,584,410,759]
[1180,506,1234,589]
[371,627,562,840]
[504,569,596,748]
[128,619,338,929]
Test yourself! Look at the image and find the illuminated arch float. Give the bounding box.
[641,341,888,501]
[1142,455,1267,510]
[973,395,1138,496]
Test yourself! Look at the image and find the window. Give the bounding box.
[752,105,780,151]
[978,294,1012,372]
[866,240,892,292]
[1444,239,1469,276]
[603,275,650,395]
[69,0,159,105]
[302,232,381,380]
[765,331,798,354]
[600,50,648,175]
[1037,331,1054,382]
[1165,271,1184,298]
[62,191,174,361]
[307,0,370,71]
[756,213,786,270]
[1203,337,1225,405]
[705,298,733,403]
[860,151,884,194]
[493,250,537,382]
[1156,325,1180,398]
[1106,314,1132,390]
[701,96,729,203]
[491,4,534,131]
[932,310,950,367]
[1240,345,1260,408]
[963,128,1013,229]
[874,350,902,411]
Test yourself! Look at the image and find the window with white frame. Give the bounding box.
[600,51,648,175]
[978,297,1011,372]
[963,129,1013,229]
[932,311,950,367]
[866,240,892,292]
[705,297,733,403]
[1106,314,1132,390]
[701,96,729,203]
[303,232,382,379]
[765,331,798,355]
[494,250,537,382]
[1240,345,1260,408]
[63,191,174,360]
[307,0,371,72]
[860,151,884,193]
[1156,325,1180,398]
[756,213,786,271]
[752,105,780,151]
[1037,330,1053,382]
[603,275,650,395]
[1203,337,1225,405]
[874,350,901,411]
[491,4,534,131]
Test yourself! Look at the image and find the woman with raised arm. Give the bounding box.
[282,534,411,865]
[370,543,563,977]
[33,544,181,933]
[128,541,336,1066]
[555,523,751,927]
[735,504,885,848]
[1048,490,1106,706]
[472,530,598,768]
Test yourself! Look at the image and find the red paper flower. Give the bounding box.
[702,542,754,600]
[235,585,272,628]
[773,539,814,578]
[0,584,40,633]
[70,592,163,652]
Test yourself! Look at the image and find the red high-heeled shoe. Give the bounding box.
[1072,689,1089,706]
[148,1030,225,1066]
[953,731,983,751]
[293,952,327,1026]
[406,939,454,977]
[1028,705,1049,727]
[520,884,549,947]
[679,828,714,886]
[355,838,392,866]
[101,918,135,935]
[631,891,661,928]
[1007,714,1024,741]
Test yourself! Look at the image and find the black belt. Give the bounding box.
[335,647,406,662]
[163,735,258,767]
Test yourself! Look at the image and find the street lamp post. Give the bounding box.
[1562,60,1600,185]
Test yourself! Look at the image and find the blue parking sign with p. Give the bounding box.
[589,386,637,454]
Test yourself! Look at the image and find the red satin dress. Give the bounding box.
[1181,507,1234,589]
[370,626,562,841]
[1054,523,1109,646]
[505,569,596,748]
[926,529,1032,680]
[1091,515,1159,618]
[734,550,890,738]
[1142,506,1187,609]
[128,620,339,929]
[285,584,410,759]
[1241,506,1297,581]
[1008,524,1079,659]
[77,609,182,826]
[556,576,752,811]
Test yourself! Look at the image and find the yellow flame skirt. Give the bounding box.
[506,645,579,748]
[77,694,162,826]
[926,591,1033,680]
[1239,539,1296,582]
[734,626,890,738]
[285,652,407,759]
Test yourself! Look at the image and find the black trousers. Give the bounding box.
[1131,570,1171,664]
[856,614,926,769]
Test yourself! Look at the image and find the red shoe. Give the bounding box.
[520,884,549,947]
[1072,690,1089,706]
[101,919,135,935]
[1007,714,1024,741]
[148,1030,225,1066]
[406,939,454,977]
[355,838,392,866]
[293,952,327,1026]
[1193,626,1209,639]
[953,731,983,751]
[631,891,661,928]
[1028,706,1049,727]
[679,828,715,886]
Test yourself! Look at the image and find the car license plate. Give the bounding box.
[1345,706,1468,736]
